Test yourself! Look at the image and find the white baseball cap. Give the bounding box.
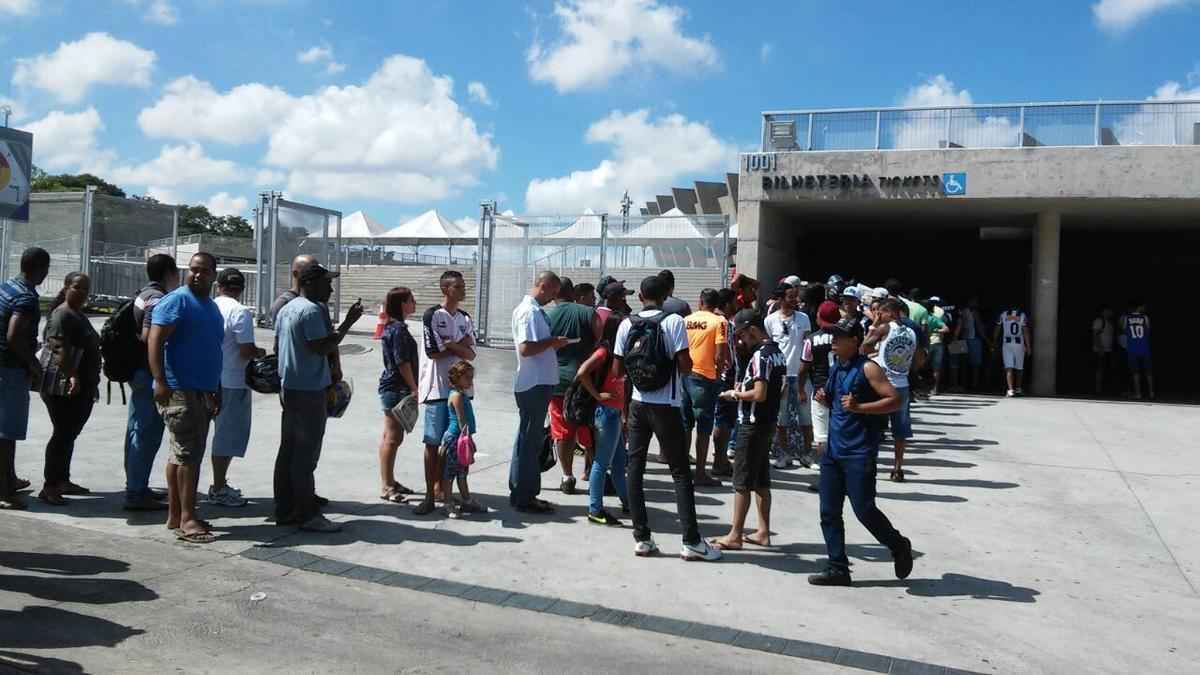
[841,286,861,300]
[782,275,802,287]
[873,287,889,299]
[929,295,942,304]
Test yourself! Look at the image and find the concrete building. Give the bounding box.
[734,100,1200,397]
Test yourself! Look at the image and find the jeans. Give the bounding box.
[590,405,629,513]
[510,384,552,507]
[626,400,700,545]
[42,394,94,484]
[124,368,164,501]
[274,389,328,523]
[683,374,720,436]
[818,452,905,572]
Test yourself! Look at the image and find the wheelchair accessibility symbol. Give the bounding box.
[942,172,966,196]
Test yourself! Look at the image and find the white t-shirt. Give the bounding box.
[511,295,557,393]
[418,304,476,402]
[614,309,689,407]
[874,320,916,388]
[764,309,812,377]
[214,295,255,390]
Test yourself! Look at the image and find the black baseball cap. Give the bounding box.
[731,309,764,334]
[828,317,864,339]
[217,268,246,289]
[298,262,339,285]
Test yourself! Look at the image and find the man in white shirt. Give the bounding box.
[510,271,569,513]
[614,275,721,562]
[415,271,476,515]
[209,269,264,508]
[763,283,813,468]
[867,299,917,481]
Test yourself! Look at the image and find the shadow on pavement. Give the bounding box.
[856,573,1041,602]
[878,457,977,469]
[877,492,968,503]
[0,551,129,576]
[0,575,157,605]
[0,650,87,673]
[898,479,1019,490]
[0,606,146,649]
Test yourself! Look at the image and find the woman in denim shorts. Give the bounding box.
[377,287,418,503]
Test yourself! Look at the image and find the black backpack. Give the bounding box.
[622,313,674,394]
[98,299,143,403]
[561,347,612,426]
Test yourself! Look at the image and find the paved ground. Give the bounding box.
[2,319,1198,674]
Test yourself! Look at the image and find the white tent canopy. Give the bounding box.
[618,207,710,240]
[544,208,603,240]
[339,211,387,239]
[381,209,466,243]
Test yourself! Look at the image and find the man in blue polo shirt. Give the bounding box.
[149,252,224,543]
[810,317,914,587]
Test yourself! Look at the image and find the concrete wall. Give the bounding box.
[739,146,1200,203]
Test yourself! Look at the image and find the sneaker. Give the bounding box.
[725,447,735,460]
[772,453,792,469]
[123,494,168,511]
[299,514,342,533]
[1015,388,1023,396]
[796,451,812,469]
[681,539,723,562]
[207,486,248,507]
[894,536,914,579]
[587,510,621,526]
[807,567,852,586]
[1006,389,1016,398]
[634,539,660,557]
[560,476,576,495]
[448,506,463,519]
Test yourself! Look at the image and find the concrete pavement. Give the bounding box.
[2,320,1198,673]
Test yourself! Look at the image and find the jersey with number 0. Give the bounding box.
[1124,313,1151,356]
[998,310,1028,346]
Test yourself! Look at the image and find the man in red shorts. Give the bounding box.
[546,277,601,494]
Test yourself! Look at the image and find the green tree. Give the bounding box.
[30,167,127,197]
[179,204,253,238]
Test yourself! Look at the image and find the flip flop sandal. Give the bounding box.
[741,535,775,548]
[380,489,407,503]
[14,478,31,491]
[708,538,743,551]
[890,470,905,482]
[390,482,415,495]
[175,529,216,544]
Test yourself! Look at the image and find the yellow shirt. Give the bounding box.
[685,310,727,380]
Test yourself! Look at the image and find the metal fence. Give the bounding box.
[762,100,1200,152]
[253,193,342,326]
[474,208,732,345]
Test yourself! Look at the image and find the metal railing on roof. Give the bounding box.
[760,99,1200,152]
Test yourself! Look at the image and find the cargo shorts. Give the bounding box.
[156,390,214,466]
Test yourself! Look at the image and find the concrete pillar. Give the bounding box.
[734,201,793,304]
[1031,211,1060,396]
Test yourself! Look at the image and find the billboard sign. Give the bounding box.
[0,127,33,222]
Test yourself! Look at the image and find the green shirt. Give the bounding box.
[903,298,929,334]
[545,301,595,395]
[926,312,947,345]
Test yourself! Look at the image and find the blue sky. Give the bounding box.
[2,0,1198,230]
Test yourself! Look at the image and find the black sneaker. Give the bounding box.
[315,494,330,507]
[894,536,914,580]
[587,510,621,526]
[807,568,852,586]
[560,476,576,495]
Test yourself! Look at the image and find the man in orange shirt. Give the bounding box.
[684,289,729,487]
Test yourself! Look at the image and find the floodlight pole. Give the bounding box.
[0,106,11,127]
[476,200,496,344]
[620,191,632,267]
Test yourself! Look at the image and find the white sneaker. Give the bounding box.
[681,539,723,562]
[634,539,660,557]
[207,486,248,507]
[1006,390,1016,398]
[772,454,792,469]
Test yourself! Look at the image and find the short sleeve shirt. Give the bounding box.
[418,305,475,402]
[661,296,692,318]
[275,296,332,391]
[269,290,298,327]
[801,328,835,389]
[873,320,916,389]
[379,320,419,395]
[926,312,947,346]
[684,310,726,380]
[152,286,224,392]
[737,341,786,426]
[546,301,595,395]
[133,282,166,337]
[614,309,688,407]
[214,295,256,390]
[0,277,39,369]
[512,295,557,393]
[763,310,812,377]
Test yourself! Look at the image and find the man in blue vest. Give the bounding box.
[809,317,914,586]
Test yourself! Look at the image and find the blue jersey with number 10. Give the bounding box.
[1125,313,1150,356]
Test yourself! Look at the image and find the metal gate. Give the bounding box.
[253,193,343,326]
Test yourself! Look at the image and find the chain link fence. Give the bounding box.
[475,210,731,346]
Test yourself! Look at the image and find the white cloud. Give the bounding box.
[297,45,345,75]
[254,168,286,185]
[145,0,179,25]
[525,109,734,213]
[138,76,293,144]
[12,32,156,104]
[143,186,183,205]
[111,143,244,187]
[205,192,249,217]
[0,0,35,15]
[1150,65,1200,99]
[760,42,773,65]
[467,81,494,106]
[1092,0,1194,31]
[265,54,498,203]
[528,0,719,93]
[23,108,115,172]
[901,74,974,108]
[453,216,479,234]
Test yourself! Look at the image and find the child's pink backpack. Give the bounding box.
[456,434,476,467]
